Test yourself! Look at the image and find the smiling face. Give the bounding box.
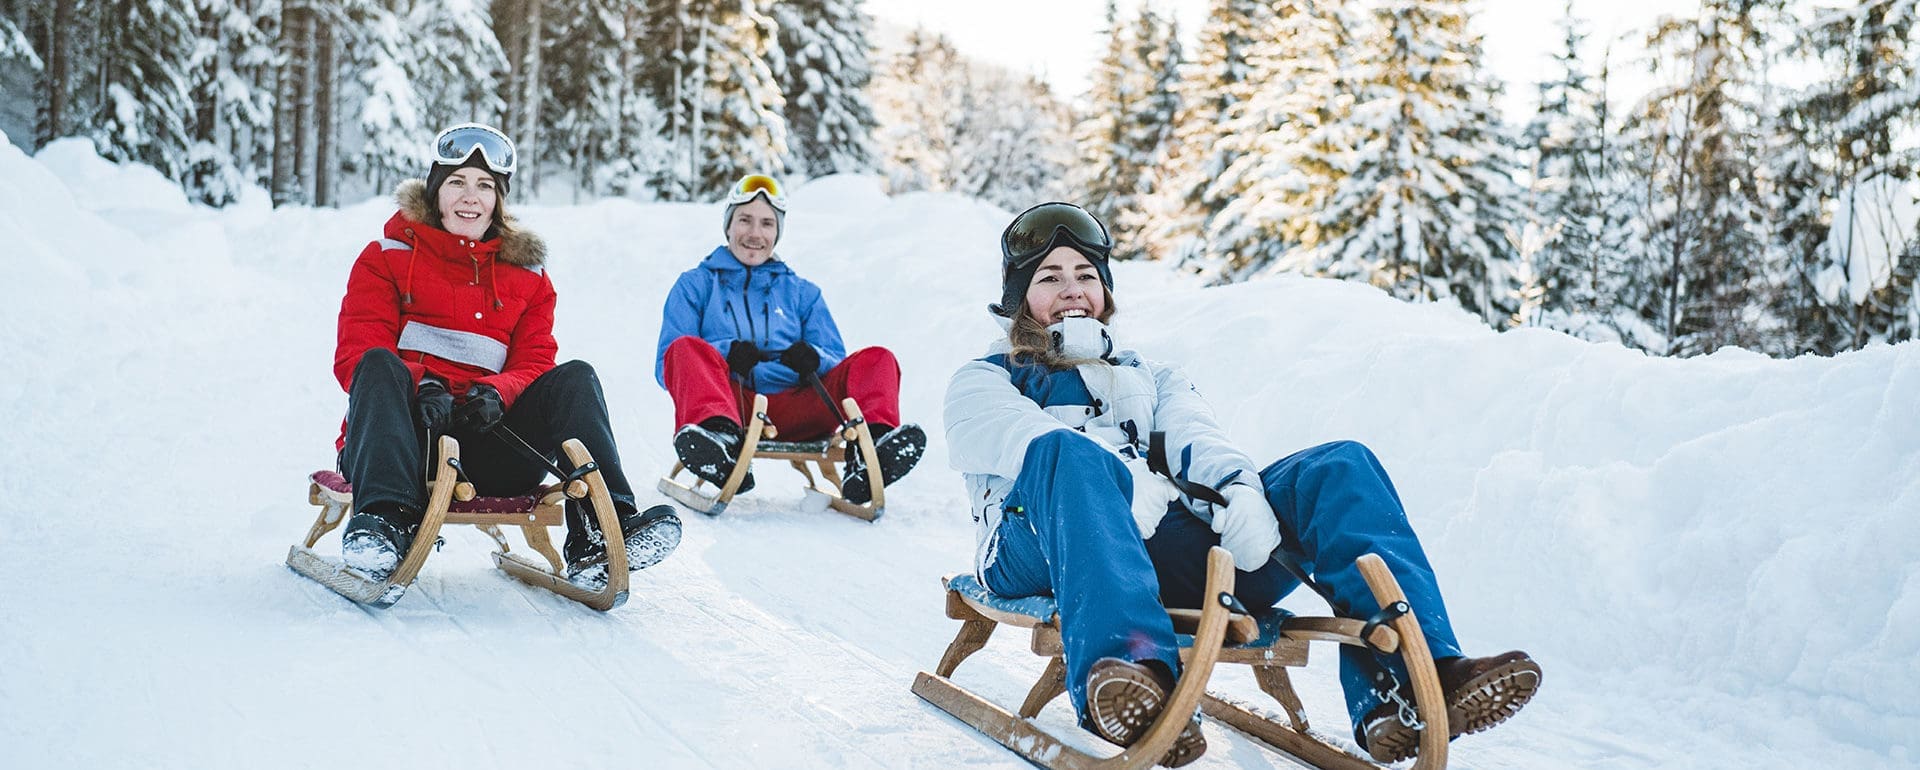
[726,197,780,266]
[436,167,498,240]
[1023,246,1108,325]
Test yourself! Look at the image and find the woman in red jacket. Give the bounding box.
[332,123,678,588]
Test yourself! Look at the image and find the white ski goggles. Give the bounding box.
[431,123,517,176]
[726,173,788,211]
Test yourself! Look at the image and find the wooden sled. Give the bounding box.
[658,392,888,521]
[915,552,1450,769]
[286,435,631,611]
[912,546,1239,769]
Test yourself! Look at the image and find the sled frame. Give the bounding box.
[913,546,1239,770]
[658,392,886,521]
[917,552,1449,770]
[287,436,630,611]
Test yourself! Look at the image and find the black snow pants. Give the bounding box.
[340,348,639,522]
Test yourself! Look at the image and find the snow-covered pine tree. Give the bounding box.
[1200,0,1357,282]
[869,27,1071,211]
[1109,5,1182,261]
[772,0,876,179]
[572,0,668,197]
[869,27,964,196]
[1523,2,1618,339]
[952,70,1073,211]
[1146,0,1270,267]
[90,0,197,181]
[406,0,504,136]
[0,4,40,69]
[181,0,275,205]
[1776,0,1920,352]
[1070,0,1140,231]
[537,0,618,199]
[1316,0,1524,324]
[1627,2,1775,355]
[329,0,420,197]
[640,0,787,200]
[685,0,787,195]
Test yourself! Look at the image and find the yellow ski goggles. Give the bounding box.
[726,173,788,212]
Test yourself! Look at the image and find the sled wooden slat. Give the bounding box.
[658,393,888,521]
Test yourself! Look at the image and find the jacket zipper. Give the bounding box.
[741,265,756,344]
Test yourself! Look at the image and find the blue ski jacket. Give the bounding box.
[654,246,846,393]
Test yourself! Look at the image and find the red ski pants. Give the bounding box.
[661,336,904,440]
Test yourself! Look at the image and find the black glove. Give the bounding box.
[415,378,454,432]
[726,340,762,379]
[779,342,820,378]
[452,384,506,434]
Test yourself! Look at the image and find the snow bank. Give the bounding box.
[1,131,1914,769]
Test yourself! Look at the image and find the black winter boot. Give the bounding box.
[841,423,926,504]
[673,418,754,493]
[340,505,421,580]
[564,501,683,590]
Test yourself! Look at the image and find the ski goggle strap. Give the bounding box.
[726,173,788,211]
[431,123,517,176]
[1000,202,1113,268]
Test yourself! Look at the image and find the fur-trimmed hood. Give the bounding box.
[394,179,546,267]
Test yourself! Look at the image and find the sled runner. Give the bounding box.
[658,392,888,521]
[913,551,1450,769]
[286,435,632,611]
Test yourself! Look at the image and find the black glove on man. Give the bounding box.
[779,342,820,378]
[415,378,455,432]
[726,339,762,379]
[453,384,506,434]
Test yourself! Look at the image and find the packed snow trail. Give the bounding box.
[2,134,1915,769]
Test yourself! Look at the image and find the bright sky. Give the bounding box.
[864,0,1683,123]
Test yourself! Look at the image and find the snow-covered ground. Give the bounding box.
[2,131,1916,769]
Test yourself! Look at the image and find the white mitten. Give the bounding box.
[1215,483,1283,570]
[1048,316,1113,360]
[1123,457,1180,539]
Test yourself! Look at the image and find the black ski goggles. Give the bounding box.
[432,123,516,176]
[1000,202,1113,269]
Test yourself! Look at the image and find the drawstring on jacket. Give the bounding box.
[400,228,420,305]
[488,256,503,310]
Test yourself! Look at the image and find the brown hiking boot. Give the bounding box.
[1358,650,1543,763]
[1083,658,1208,767]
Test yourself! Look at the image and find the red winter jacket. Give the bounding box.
[333,179,557,449]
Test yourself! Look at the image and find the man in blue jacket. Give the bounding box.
[655,173,924,503]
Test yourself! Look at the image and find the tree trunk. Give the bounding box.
[271,2,308,205]
[41,0,74,146]
[690,19,707,194]
[314,14,335,207]
[518,0,544,194]
[195,1,221,146]
[293,6,316,204]
[497,0,524,140]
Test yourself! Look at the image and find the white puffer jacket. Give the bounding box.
[942,317,1282,577]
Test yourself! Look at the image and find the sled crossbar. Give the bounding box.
[658,392,888,521]
[916,553,1449,770]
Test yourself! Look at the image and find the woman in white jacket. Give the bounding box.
[942,203,1542,765]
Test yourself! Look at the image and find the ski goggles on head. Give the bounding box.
[431,123,517,176]
[726,173,788,211]
[1000,202,1113,269]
